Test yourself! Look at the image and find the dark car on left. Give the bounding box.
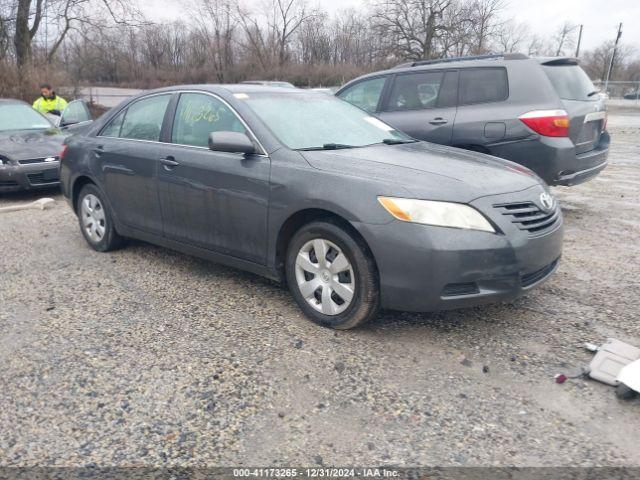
[0,98,91,192]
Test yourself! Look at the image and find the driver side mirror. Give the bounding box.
[208,131,256,155]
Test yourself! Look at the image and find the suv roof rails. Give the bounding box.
[393,53,529,69]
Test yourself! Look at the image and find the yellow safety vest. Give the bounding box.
[32,95,68,114]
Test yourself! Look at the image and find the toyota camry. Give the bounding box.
[60,86,563,329]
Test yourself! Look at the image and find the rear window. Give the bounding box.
[458,68,508,105]
[543,65,597,101]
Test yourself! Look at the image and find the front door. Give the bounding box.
[157,92,270,264]
[96,93,173,234]
[378,70,458,145]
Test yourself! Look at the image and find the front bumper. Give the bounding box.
[354,187,564,312]
[0,161,60,192]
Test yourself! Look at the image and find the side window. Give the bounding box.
[337,77,386,113]
[100,109,126,138]
[119,94,171,141]
[386,71,444,111]
[458,68,508,105]
[171,93,246,148]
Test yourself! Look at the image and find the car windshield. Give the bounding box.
[0,103,53,131]
[240,92,410,150]
[543,65,598,101]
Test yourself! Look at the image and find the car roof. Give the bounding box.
[133,84,313,96]
[337,54,582,91]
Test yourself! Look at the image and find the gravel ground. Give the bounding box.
[0,110,639,468]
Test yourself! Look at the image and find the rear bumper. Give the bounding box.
[353,193,564,312]
[488,131,610,186]
[0,162,60,192]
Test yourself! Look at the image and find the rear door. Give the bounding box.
[450,67,510,148]
[96,93,173,234]
[377,70,458,144]
[542,61,606,154]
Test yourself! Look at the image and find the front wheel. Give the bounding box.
[285,220,380,329]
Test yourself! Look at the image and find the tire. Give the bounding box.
[285,220,380,329]
[76,183,125,252]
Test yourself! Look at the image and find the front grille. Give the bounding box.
[442,282,480,297]
[494,201,560,234]
[27,171,59,185]
[521,258,559,287]
[18,156,58,165]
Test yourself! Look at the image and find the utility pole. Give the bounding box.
[604,22,623,93]
[575,24,583,58]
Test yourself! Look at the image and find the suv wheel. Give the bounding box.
[77,184,124,252]
[285,220,379,329]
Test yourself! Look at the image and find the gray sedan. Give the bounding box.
[0,99,92,191]
[60,86,563,329]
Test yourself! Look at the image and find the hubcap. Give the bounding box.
[295,238,355,316]
[80,194,106,243]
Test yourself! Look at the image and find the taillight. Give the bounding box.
[60,145,69,160]
[519,110,570,137]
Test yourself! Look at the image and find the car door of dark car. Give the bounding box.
[95,93,173,235]
[377,70,458,145]
[450,67,510,149]
[157,92,270,264]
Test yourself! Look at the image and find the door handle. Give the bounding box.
[429,117,448,125]
[92,145,105,157]
[160,156,180,170]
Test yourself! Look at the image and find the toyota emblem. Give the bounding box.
[539,192,555,212]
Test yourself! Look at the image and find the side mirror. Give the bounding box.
[208,131,256,155]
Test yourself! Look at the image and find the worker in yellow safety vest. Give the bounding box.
[32,83,68,116]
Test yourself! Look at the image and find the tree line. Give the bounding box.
[1,0,638,98]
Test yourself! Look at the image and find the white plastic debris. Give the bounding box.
[588,338,640,386]
[616,359,640,399]
[0,197,55,213]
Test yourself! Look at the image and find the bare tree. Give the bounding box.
[193,0,237,81]
[553,21,577,56]
[466,0,504,54]
[496,18,529,53]
[11,0,141,68]
[369,0,452,60]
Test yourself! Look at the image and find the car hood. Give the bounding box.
[0,128,68,162]
[300,141,542,203]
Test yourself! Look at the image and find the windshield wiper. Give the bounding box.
[587,90,600,97]
[381,138,418,145]
[298,143,357,151]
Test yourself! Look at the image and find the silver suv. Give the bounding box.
[336,54,609,186]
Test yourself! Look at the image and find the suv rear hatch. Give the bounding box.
[541,58,606,154]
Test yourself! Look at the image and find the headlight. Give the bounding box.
[378,196,495,233]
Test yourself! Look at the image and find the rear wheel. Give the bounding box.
[285,220,379,329]
[77,184,124,252]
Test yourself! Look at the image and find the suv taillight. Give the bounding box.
[60,145,69,160]
[519,110,570,137]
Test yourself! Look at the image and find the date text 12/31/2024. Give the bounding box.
[233,468,400,478]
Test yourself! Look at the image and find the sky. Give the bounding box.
[139,0,639,53]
